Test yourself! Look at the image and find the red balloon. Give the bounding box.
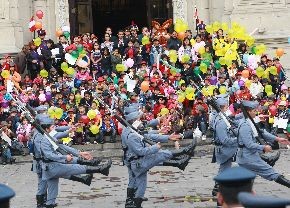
[80,115,90,125]
[140,81,149,92]
[177,32,185,40]
[269,105,277,116]
[36,10,44,19]
[35,21,42,29]
[241,70,249,78]
[276,48,284,57]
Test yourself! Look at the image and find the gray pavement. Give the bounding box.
[1,150,290,208]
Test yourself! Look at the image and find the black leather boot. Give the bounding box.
[275,175,290,188]
[77,158,102,166]
[133,188,148,202]
[125,188,136,208]
[36,195,45,208]
[86,159,112,176]
[134,198,143,208]
[69,174,93,186]
[212,182,219,197]
[171,142,196,157]
[163,155,190,171]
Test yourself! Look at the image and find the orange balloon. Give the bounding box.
[140,81,150,92]
[35,21,42,29]
[177,32,185,40]
[56,29,63,37]
[276,48,284,57]
[241,69,250,78]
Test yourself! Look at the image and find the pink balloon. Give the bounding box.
[229,104,235,114]
[125,58,134,68]
[36,10,44,19]
[39,94,46,102]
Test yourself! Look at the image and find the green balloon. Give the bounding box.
[287,123,290,133]
[63,31,70,39]
[251,46,257,55]
[202,59,211,67]
[77,44,84,52]
[214,60,221,69]
[71,50,79,58]
[194,67,201,76]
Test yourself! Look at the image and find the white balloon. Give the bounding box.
[62,26,70,32]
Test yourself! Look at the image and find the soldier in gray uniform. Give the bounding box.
[210,98,238,196]
[237,100,290,189]
[122,110,195,208]
[39,117,112,208]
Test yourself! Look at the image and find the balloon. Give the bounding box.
[276,48,284,57]
[269,66,277,75]
[1,70,9,79]
[169,50,178,63]
[80,115,90,125]
[65,53,77,65]
[177,32,185,40]
[140,81,150,92]
[33,37,41,46]
[62,26,70,32]
[38,94,46,102]
[202,59,211,67]
[212,21,221,32]
[246,36,255,47]
[56,29,63,37]
[256,67,264,78]
[265,85,273,94]
[181,54,190,63]
[214,61,221,69]
[63,31,70,39]
[219,86,227,94]
[255,44,266,55]
[54,108,63,119]
[243,54,249,64]
[269,105,277,116]
[185,87,195,95]
[177,93,185,103]
[205,24,214,34]
[71,50,79,59]
[87,110,97,120]
[241,70,250,78]
[198,46,205,55]
[238,80,245,87]
[61,62,69,71]
[219,57,226,65]
[251,46,257,54]
[125,58,134,68]
[221,22,228,31]
[1,100,9,108]
[190,39,196,45]
[35,21,42,29]
[66,67,75,75]
[116,64,126,72]
[45,92,52,101]
[36,10,44,19]
[77,44,84,52]
[160,108,169,116]
[40,69,48,78]
[186,93,195,100]
[4,93,12,101]
[210,76,218,85]
[245,80,252,88]
[174,19,188,33]
[200,63,207,73]
[225,59,232,66]
[194,67,201,76]
[90,125,100,134]
[141,36,150,45]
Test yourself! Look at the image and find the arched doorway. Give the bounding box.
[69,0,173,38]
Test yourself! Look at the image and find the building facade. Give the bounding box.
[1,0,290,54]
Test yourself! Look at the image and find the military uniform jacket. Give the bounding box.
[32,129,43,174]
[236,118,276,165]
[211,112,238,164]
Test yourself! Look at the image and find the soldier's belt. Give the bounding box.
[42,159,54,163]
[128,156,142,162]
[33,156,42,161]
[238,144,245,148]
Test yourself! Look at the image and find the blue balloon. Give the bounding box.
[4,93,12,101]
[243,54,249,64]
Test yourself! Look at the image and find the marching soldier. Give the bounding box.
[237,100,290,189]
[210,98,238,196]
[39,116,112,207]
[122,110,195,208]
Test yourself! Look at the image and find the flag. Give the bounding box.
[194,5,199,32]
[29,16,36,32]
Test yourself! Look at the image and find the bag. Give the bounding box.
[260,150,280,167]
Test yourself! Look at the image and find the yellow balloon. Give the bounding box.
[40,69,48,78]
[87,110,97,120]
[181,54,190,63]
[177,94,185,103]
[206,24,214,34]
[116,64,126,72]
[54,108,63,119]
[186,93,195,100]
[219,86,227,94]
[190,39,196,45]
[66,67,75,75]
[245,80,252,88]
[34,37,41,47]
[90,125,100,134]
[200,63,207,73]
[269,66,277,75]
[256,67,264,78]
[219,57,226,65]
[213,21,221,32]
[160,108,169,116]
[141,36,150,45]
[47,107,55,117]
[1,70,9,79]
[202,87,209,97]
[179,80,185,86]
[221,22,228,32]
[265,85,273,94]
[198,46,205,55]
[246,36,255,47]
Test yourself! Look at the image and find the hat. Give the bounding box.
[0,86,5,91]
[4,54,11,59]
[278,101,287,106]
[87,76,93,81]
[9,61,15,67]
[281,84,287,91]
[218,74,227,79]
[152,63,157,67]
[214,166,256,187]
[216,98,228,107]
[109,85,115,90]
[35,105,48,112]
[118,78,124,83]
[238,192,290,208]
[153,37,159,41]
[35,113,49,122]
[37,29,46,36]
[0,184,15,202]
[241,100,259,109]
[39,117,54,125]
[121,88,127,93]
[124,106,139,114]
[129,92,137,97]
[1,121,8,126]
[141,61,147,65]
[97,77,104,82]
[67,108,75,113]
[125,111,142,121]
[147,119,159,128]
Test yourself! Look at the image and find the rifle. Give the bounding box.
[9,93,77,156]
[92,92,156,146]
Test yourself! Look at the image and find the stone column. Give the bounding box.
[222,0,233,24]
[172,0,187,21]
[193,0,209,24]
[54,0,70,41]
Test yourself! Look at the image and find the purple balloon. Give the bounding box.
[238,80,245,87]
[210,76,218,85]
[45,92,52,101]
[1,100,9,108]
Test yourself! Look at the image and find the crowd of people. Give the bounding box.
[0,19,289,165]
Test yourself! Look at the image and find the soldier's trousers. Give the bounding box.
[37,172,47,196]
[218,159,232,174]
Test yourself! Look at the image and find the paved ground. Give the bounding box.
[1,150,290,208]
